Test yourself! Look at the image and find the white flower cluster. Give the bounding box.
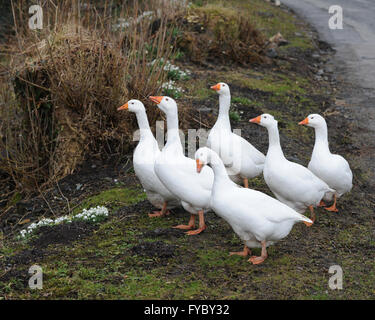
[161,80,184,93]
[163,61,191,79]
[149,59,191,80]
[74,206,109,221]
[19,206,109,239]
[149,59,191,97]
[19,218,56,238]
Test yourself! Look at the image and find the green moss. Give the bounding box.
[232,96,253,106]
[196,0,314,51]
[73,187,146,214]
[195,87,213,100]
[229,111,241,122]
[238,75,305,95]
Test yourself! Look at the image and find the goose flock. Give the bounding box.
[117,82,353,265]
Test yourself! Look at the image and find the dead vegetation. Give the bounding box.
[0,0,183,192]
[177,3,266,64]
[0,0,269,201]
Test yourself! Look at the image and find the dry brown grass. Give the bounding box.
[0,0,268,197]
[0,0,184,192]
[177,3,266,65]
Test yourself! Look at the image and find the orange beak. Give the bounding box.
[298,118,309,125]
[249,116,261,124]
[210,83,221,91]
[149,96,163,104]
[196,159,203,173]
[117,102,128,111]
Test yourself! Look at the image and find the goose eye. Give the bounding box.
[311,117,314,119]
[166,98,169,101]
[264,116,267,119]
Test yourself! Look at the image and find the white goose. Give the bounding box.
[207,82,265,187]
[117,100,179,217]
[299,114,353,212]
[195,147,313,265]
[250,114,334,222]
[149,96,214,235]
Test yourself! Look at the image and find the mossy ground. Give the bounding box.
[192,0,314,50]
[1,187,374,299]
[1,0,374,300]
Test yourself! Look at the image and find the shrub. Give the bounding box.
[177,3,266,65]
[0,0,182,191]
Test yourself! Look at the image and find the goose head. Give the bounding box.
[298,114,326,128]
[249,113,277,128]
[210,82,230,96]
[117,99,145,113]
[195,147,211,173]
[149,96,177,116]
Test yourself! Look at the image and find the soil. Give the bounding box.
[31,221,98,248]
[0,158,138,235]
[131,241,177,259]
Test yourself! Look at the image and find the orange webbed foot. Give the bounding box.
[173,224,194,230]
[148,210,170,218]
[173,214,195,230]
[248,256,266,265]
[230,246,251,257]
[318,200,326,207]
[303,221,313,227]
[185,225,206,236]
[324,195,338,212]
[325,205,338,212]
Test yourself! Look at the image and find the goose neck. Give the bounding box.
[313,125,330,153]
[266,123,285,159]
[165,110,182,149]
[135,111,153,141]
[209,151,232,185]
[216,93,231,129]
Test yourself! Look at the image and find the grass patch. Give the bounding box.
[232,96,254,106]
[73,187,146,214]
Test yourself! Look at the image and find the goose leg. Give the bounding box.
[308,205,316,223]
[230,245,251,257]
[243,178,249,188]
[248,241,267,265]
[318,200,326,207]
[325,194,339,212]
[173,214,195,230]
[186,210,206,235]
[148,202,170,218]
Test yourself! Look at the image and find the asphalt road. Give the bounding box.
[281,0,375,187]
[282,0,375,92]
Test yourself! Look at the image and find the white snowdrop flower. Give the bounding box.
[19,205,109,239]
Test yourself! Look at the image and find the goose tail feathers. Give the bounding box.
[298,214,313,225]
